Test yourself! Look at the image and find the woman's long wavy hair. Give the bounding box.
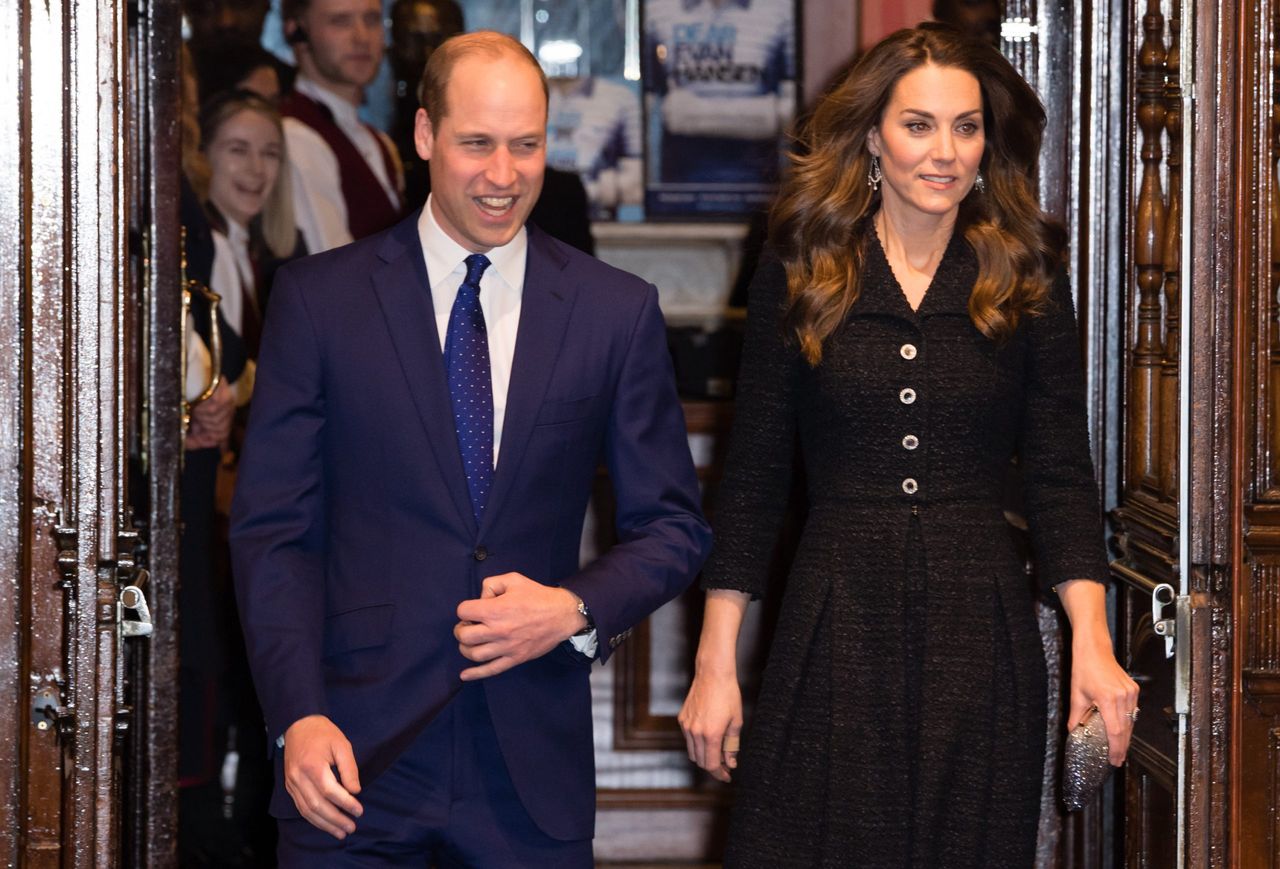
[773,23,1066,365]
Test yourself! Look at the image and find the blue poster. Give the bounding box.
[643,0,796,218]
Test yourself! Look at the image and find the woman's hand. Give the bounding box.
[1067,624,1141,767]
[678,670,743,782]
[1057,578,1140,766]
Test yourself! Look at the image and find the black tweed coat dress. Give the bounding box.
[703,226,1109,868]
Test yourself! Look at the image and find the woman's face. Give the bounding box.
[867,63,985,223]
[205,107,282,227]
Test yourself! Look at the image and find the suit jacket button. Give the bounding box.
[473,546,488,562]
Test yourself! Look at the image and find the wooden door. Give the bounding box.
[0,0,182,865]
[1013,0,1250,865]
[1096,0,1255,866]
[1228,0,1280,864]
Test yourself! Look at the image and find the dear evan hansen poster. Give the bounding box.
[642,0,796,218]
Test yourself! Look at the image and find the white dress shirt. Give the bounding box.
[418,195,526,465]
[417,197,598,657]
[285,76,402,254]
[208,224,256,406]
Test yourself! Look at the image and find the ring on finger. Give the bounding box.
[1125,707,1140,722]
[723,735,740,752]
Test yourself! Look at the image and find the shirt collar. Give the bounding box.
[224,216,250,248]
[295,75,361,127]
[418,195,527,293]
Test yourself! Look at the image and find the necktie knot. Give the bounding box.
[463,254,490,290]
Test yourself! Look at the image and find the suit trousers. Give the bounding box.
[277,684,594,867]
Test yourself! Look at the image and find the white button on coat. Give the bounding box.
[903,434,919,450]
[900,343,917,360]
[902,478,919,494]
[899,388,916,405]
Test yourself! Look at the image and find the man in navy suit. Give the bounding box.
[230,30,711,866]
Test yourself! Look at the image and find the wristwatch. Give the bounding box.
[572,594,595,636]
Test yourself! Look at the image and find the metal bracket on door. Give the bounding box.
[31,684,75,737]
[119,583,153,638]
[1151,581,1190,716]
[1152,582,1177,658]
[113,517,154,639]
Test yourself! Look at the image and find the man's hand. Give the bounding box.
[186,379,234,450]
[282,715,364,839]
[455,573,586,680]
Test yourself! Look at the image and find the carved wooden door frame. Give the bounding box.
[0,0,182,865]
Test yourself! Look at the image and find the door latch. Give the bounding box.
[1152,582,1176,658]
[120,581,153,638]
[31,685,75,736]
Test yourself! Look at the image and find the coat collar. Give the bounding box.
[371,211,478,533]
[852,220,977,323]
[480,225,575,536]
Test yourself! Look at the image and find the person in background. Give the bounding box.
[933,0,1002,45]
[679,23,1139,867]
[200,89,304,369]
[389,0,464,208]
[183,0,270,43]
[178,42,253,867]
[280,0,404,253]
[182,0,295,94]
[547,74,643,221]
[190,37,284,105]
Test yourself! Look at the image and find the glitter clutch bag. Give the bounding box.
[1061,706,1111,811]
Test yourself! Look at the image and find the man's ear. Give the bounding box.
[414,108,434,161]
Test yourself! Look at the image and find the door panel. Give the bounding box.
[0,0,167,864]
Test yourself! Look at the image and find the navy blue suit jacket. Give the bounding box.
[229,213,711,841]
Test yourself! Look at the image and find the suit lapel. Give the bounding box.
[480,227,575,536]
[370,213,478,535]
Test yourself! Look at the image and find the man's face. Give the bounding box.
[293,0,385,92]
[390,1,456,82]
[415,53,547,253]
[184,0,269,42]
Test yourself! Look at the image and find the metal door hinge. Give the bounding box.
[54,515,78,590]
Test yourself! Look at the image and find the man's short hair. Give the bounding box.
[418,31,548,125]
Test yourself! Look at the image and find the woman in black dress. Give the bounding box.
[679,24,1139,868]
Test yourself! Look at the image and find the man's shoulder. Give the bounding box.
[275,222,404,296]
[537,231,652,300]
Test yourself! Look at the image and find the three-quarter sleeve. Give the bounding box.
[701,255,800,598]
[1018,272,1111,593]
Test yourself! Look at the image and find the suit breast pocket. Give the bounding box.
[534,395,595,427]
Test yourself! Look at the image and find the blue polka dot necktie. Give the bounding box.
[444,254,493,524]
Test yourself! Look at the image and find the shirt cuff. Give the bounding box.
[568,629,599,659]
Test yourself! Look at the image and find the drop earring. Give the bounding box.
[974,172,986,194]
[867,155,882,192]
